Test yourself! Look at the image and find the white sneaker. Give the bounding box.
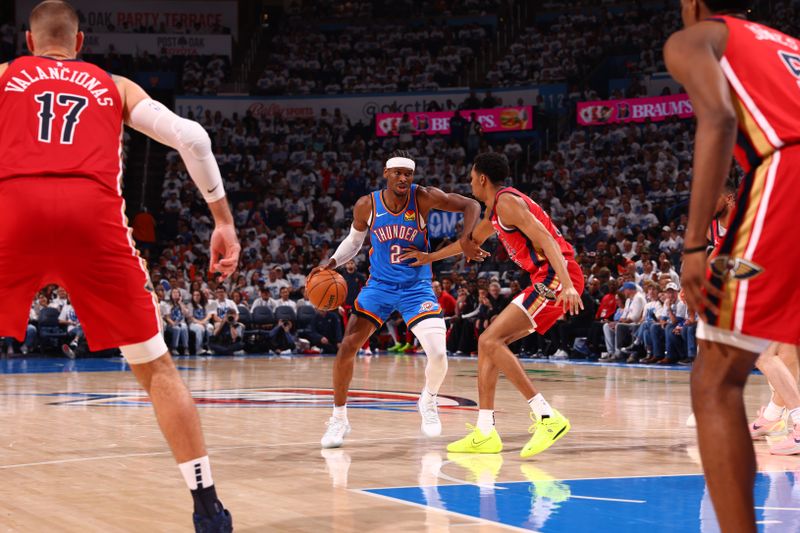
[321,416,351,449]
[599,352,611,361]
[418,397,442,437]
[552,349,569,360]
[686,412,696,428]
[358,348,373,356]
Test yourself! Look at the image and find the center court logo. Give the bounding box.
[44,387,476,409]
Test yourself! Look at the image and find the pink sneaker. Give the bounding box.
[750,407,786,439]
[769,424,800,456]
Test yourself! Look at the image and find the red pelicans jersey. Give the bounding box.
[489,187,575,279]
[714,16,800,173]
[0,56,122,190]
[703,16,800,344]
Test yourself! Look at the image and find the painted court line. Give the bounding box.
[569,495,646,504]
[355,489,535,533]
[755,506,800,511]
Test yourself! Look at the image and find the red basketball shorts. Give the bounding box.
[511,259,585,334]
[0,177,161,351]
[703,146,800,347]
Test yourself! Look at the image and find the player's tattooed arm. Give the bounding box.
[310,194,371,275]
[400,216,494,267]
[417,186,484,261]
[664,22,732,315]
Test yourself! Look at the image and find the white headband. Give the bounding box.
[386,157,416,171]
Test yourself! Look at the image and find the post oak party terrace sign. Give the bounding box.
[375,107,533,137]
[576,94,694,126]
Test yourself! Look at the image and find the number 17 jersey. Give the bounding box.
[0,56,123,191]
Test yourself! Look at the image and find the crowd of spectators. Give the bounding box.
[133,85,711,364]
[287,0,507,19]
[255,19,490,95]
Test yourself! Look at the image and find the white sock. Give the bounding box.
[528,393,553,418]
[178,456,214,490]
[789,407,800,427]
[476,409,495,435]
[333,405,347,420]
[764,401,785,421]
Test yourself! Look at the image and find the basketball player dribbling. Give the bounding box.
[665,0,800,530]
[0,2,240,531]
[310,150,484,449]
[402,153,583,458]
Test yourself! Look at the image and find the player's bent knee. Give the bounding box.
[121,333,169,365]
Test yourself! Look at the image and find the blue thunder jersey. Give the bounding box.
[368,184,432,285]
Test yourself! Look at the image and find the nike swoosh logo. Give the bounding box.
[471,437,491,447]
[375,212,387,218]
[207,184,220,193]
[752,424,762,430]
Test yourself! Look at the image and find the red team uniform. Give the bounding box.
[0,56,160,350]
[490,187,584,333]
[704,16,800,344]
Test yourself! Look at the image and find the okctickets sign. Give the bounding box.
[577,94,694,126]
[376,107,533,137]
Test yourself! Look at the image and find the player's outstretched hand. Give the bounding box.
[308,259,336,279]
[556,286,583,316]
[459,236,490,262]
[399,249,431,267]
[681,251,721,317]
[210,223,240,280]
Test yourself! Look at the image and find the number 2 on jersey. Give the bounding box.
[390,245,403,264]
[34,92,89,144]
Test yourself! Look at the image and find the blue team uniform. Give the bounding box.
[353,184,442,329]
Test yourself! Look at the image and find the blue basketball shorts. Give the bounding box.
[353,278,442,329]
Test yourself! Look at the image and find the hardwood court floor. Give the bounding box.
[0,354,794,532]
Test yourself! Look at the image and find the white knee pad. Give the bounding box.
[120,333,169,364]
[412,318,447,360]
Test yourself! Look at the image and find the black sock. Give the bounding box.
[191,485,223,517]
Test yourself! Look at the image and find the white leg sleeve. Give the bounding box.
[411,318,448,395]
[120,333,169,364]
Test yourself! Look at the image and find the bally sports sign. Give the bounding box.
[375,106,533,137]
[577,94,694,126]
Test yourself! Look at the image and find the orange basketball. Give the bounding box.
[306,270,347,311]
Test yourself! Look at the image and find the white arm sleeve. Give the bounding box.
[128,98,225,203]
[330,225,368,267]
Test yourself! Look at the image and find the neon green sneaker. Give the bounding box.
[397,343,412,352]
[520,409,570,458]
[520,464,571,503]
[447,452,504,484]
[387,343,404,353]
[446,424,503,454]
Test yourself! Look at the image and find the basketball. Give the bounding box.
[306,270,347,311]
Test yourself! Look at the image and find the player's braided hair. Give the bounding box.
[388,149,413,160]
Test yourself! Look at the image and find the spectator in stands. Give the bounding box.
[250,288,272,312]
[299,309,343,354]
[601,282,645,362]
[209,309,245,355]
[165,288,190,354]
[265,267,290,298]
[188,290,212,355]
[59,297,83,358]
[433,280,457,318]
[661,284,688,365]
[270,286,297,312]
[211,287,238,325]
[341,260,365,309]
[286,262,306,297]
[51,286,68,311]
[448,284,480,355]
